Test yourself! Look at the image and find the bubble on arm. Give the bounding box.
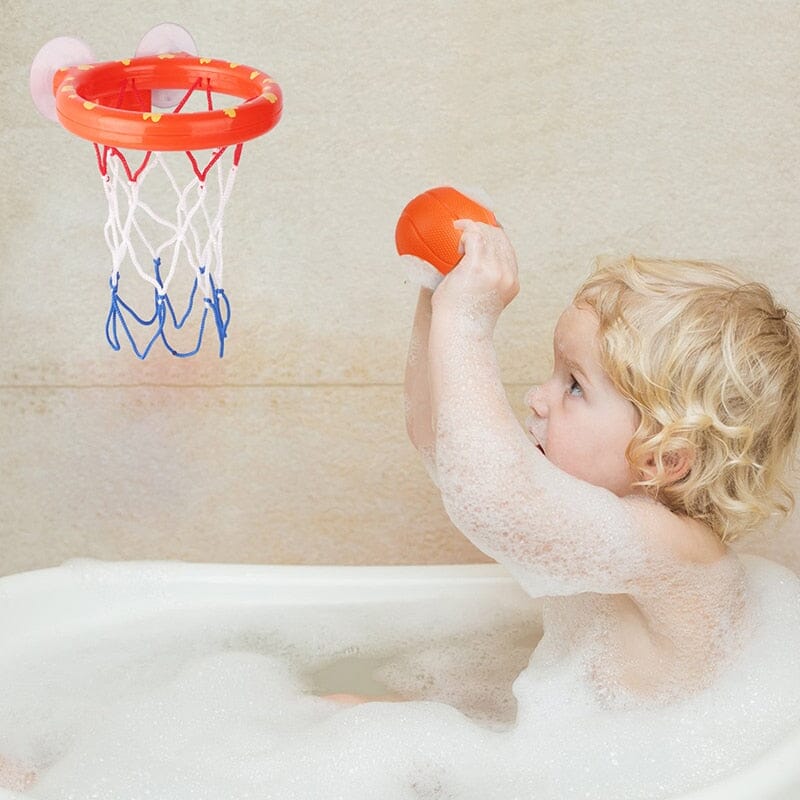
[434,420,659,596]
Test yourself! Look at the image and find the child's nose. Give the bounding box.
[525,385,548,417]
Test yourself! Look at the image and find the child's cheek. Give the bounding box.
[546,433,582,477]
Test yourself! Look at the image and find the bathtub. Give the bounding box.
[0,559,798,799]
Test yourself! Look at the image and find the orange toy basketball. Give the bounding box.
[395,187,498,274]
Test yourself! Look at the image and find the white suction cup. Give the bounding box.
[136,22,198,109]
[30,37,96,121]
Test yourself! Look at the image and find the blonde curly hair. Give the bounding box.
[574,255,800,542]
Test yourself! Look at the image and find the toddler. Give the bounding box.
[405,220,800,706]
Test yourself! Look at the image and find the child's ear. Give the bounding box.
[642,448,694,485]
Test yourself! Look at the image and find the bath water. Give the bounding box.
[1,555,799,799]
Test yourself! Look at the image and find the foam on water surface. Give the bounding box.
[0,556,798,799]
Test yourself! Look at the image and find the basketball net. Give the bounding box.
[95,137,242,359]
[30,38,283,359]
[31,33,282,359]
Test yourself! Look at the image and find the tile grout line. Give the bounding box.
[1,382,533,390]
[0,383,404,390]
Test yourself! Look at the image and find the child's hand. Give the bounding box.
[431,220,519,327]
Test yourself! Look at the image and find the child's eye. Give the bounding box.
[568,375,583,397]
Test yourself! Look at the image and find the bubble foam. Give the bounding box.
[0,557,798,799]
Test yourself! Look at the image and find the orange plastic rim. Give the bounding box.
[52,53,282,151]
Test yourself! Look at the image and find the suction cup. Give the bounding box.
[30,37,96,121]
[136,22,198,109]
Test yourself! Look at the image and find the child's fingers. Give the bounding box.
[453,219,485,256]
[434,219,519,315]
[453,219,483,236]
[454,219,513,262]
[453,219,471,254]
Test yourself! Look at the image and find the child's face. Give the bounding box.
[525,304,641,497]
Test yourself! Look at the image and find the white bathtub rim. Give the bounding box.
[0,557,517,592]
[0,558,533,652]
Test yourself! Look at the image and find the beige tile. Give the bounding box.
[3,2,800,580]
[1,385,537,576]
[3,382,798,576]
[4,3,798,386]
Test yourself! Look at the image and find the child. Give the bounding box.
[405,220,800,706]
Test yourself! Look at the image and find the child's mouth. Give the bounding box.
[524,416,545,454]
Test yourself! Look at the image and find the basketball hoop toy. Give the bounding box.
[30,25,283,358]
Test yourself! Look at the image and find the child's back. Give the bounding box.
[507,553,800,798]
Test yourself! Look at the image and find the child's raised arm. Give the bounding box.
[404,287,438,480]
[427,222,671,597]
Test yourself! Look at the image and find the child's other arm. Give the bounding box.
[428,222,656,596]
[404,288,438,481]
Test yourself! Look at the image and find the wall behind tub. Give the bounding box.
[1,1,798,577]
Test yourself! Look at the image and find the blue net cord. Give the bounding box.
[105,258,230,359]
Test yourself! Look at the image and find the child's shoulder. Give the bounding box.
[621,494,728,566]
